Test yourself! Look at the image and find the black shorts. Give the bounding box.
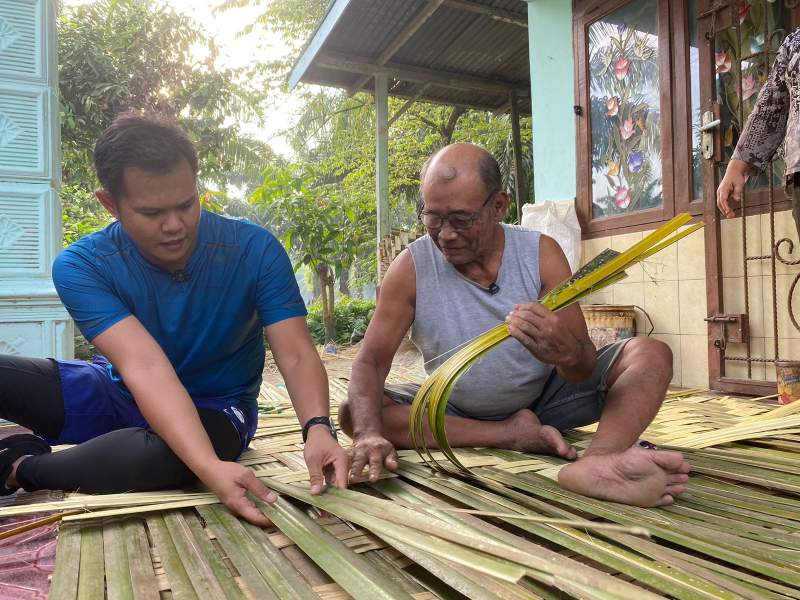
[384,339,630,430]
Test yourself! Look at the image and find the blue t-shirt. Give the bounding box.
[52,211,306,412]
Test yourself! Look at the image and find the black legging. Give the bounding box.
[0,355,241,494]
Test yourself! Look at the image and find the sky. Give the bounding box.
[63,0,306,158]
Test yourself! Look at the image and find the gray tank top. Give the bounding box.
[409,224,553,419]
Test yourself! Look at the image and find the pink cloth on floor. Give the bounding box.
[0,515,56,600]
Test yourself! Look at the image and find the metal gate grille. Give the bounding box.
[702,0,800,395]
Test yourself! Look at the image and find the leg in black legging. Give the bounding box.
[0,355,64,439]
[16,408,241,493]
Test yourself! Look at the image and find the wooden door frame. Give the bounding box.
[573,0,677,234]
[699,0,800,395]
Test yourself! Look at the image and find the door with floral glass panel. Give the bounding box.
[698,0,800,395]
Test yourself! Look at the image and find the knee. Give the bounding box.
[139,430,198,481]
[0,353,19,366]
[338,399,354,439]
[211,433,241,462]
[623,337,673,383]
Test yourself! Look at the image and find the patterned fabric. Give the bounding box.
[0,516,55,600]
[0,431,56,600]
[792,173,800,239]
[733,28,800,179]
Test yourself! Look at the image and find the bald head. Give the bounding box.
[419,144,502,205]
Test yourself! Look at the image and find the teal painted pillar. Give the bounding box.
[0,0,72,358]
[526,0,576,202]
[374,72,390,280]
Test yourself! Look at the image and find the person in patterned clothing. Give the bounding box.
[717,28,800,233]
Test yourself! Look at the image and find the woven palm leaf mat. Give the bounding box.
[6,351,800,599]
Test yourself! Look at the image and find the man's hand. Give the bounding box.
[349,431,398,483]
[198,460,276,527]
[717,159,752,218]
[506,303,582,368]
[303,427,350,495]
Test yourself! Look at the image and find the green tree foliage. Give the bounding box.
[306,296,375,346]
[269,88,531,279]
[250,162,373,342]
[61,184,113,246]
[60,0,273,189]
[214,0,329,74]
[228,0,533,313]
[59,0,277,245]
[271,90,532,285]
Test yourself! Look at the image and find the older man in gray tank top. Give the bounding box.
[340,144,690,507]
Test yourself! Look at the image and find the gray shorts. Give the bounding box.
[384,339,630,430]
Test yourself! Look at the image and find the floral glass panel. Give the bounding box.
[589,0,662,219]
[715,0,789,188]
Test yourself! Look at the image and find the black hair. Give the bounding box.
[94,111,199,199]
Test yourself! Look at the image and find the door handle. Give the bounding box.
[699,118,721,132]
[701,111,720,159]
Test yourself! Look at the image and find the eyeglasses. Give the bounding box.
[419,189,498,231]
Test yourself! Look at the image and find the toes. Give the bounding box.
[558,444,577,460]
[555,439,572,457]
[667,473,689,485]
[540,425,559,438]
[537,425,554,441]
[650,450,690,473]
[656,493,674,506]
[666,483,687,496]
[541,426,575,459]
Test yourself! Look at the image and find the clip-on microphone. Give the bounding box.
[171,269,190,283]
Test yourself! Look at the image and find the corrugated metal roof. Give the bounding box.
[325,1,423,58]
[289,0,530,114]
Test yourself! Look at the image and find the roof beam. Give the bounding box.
[316,50,529,96]
[492,99,511,116]
[301,76,514,112]
[348,0,445,96]
[442,0,527,28]
[388,88,510,113]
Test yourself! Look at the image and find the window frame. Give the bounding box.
[575,0,800,238]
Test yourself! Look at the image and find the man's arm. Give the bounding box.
[92,316,275,526]
[264,316,349,494]
[347,249,416,480]
[506,234,596,382]
[719,36,792,217]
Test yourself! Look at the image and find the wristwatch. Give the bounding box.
[302,416,338,442]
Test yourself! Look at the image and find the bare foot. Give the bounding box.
[504,409,577,459]
[2,456,27,492]
[5,456,27,490]
[557,447,690,507]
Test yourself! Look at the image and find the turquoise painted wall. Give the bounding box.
[527,0,576,202]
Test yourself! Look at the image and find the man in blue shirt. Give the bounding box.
[0,112,348,526]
